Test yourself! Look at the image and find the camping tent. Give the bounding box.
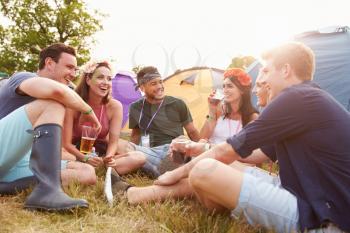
[246,26,350,111]
[112,67,225,132]
[163,67,224,130]
[118,26,350,133]
[0,77,9,89]
[296,26,350,111]
[111,71,142,129]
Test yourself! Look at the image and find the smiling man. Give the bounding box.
[252,71,270,108]
[116,66,200,177]
[0,43,101,211]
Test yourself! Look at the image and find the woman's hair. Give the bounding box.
[75,61,112,105]
[222,68,258,126]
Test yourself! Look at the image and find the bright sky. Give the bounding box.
[87,0,349,76]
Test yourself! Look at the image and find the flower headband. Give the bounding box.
[80,59,112,75]
[223,68,252,86]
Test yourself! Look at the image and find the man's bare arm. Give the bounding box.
[19,77,101,129]
[184,122,200,142]
[130,128,141,145]
[238,149,270,164]
[19,77,91,113]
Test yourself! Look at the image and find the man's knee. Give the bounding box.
[26,99,66,125]
[28,99,65,111]
[189,158,219,189]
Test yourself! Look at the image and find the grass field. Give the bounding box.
[0,167,274,233]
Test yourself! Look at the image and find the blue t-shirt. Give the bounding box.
[0,72,36,119]
[227,81,350,231]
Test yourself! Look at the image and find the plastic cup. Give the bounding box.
[80,125,98,154]
[209,89,224,104]
[173,138,190,151]
[172,138,190,164]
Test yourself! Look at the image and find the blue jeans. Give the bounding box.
[132,143,170,167]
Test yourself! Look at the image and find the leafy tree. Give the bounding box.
[228,55,256,70]
[0,0,105,74]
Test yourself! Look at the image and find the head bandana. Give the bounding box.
[135,70,161,89]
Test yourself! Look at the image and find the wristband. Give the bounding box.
[83,155,90,162]
[83,108,93,115]
[206,114,215,121]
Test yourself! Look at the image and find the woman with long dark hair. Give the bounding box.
[200,68,258,144]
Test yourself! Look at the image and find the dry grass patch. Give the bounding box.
[0,169,271,233]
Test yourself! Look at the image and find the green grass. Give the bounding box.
[0,169,272,233]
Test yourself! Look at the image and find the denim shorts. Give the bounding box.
[231,166,299,233]
[231,167,344,233]
[131,143,170,166]
[0,106,33,177]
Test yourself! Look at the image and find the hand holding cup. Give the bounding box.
[170,138,190,164]
[208,89,224,105]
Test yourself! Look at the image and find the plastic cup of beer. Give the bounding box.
[172,138,190,163]
[173,138,190,151]
[80,125,98,154]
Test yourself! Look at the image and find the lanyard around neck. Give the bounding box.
[138,98,164,133]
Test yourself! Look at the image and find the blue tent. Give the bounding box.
[247,26,350,111]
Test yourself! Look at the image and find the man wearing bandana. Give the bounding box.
[116,66,200,177]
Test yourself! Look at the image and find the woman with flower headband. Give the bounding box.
[199,68,258,144]
[177,69,273,167]
[164,68,259,165]
[62,60,146,174]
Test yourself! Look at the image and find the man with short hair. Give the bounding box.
[117,66,200,177]
[0,43,101,211]
[154,42,350,232]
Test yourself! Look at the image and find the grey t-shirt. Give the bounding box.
[129,96,193,147]
[0,72,36,119]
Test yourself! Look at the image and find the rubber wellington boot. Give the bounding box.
[0,176,37,195]
[24,123,88,211]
